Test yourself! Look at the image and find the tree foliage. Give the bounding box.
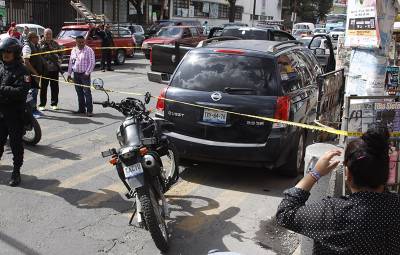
[296,0,333,23]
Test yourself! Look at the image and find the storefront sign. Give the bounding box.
[345,0,380,48]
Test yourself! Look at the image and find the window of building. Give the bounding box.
[173,0,189,17]
[192,1,209,17]
[218,4,229,19]
[235,6,243,20]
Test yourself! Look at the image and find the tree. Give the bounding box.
[129,0,144,24]
[317,0,333,22]
[227,0,236,23]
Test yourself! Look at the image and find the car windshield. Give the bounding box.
[221,28,269,40]
[156,27,182,37]
[17,26,37,34]
[57,29,87,39]
[315,29,325,33]
[170,53,276,96]
[293,30,310,35]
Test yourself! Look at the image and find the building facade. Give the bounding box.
[168,0,282,26]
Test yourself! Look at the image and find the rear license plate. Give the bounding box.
[123,163,144,179]
[203,109,227,124]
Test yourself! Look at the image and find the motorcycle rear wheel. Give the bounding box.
[23,117,41,145]
[137,186,169,252]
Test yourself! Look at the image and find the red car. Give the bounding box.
[56,24,135,65]
[141,26,206,59]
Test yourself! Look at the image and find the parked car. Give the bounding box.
[148,27,294,83]
[155,40,327,176]
[293,29,313,39]
[313,28,328,36]
[56,23,135,65]
[0,23,45,41]
[299,36,330,54]
[217,26,294,41]
[142,26,206,59]
[130,24,145,46]
[293,23,315,34]
[328,27,345,45]
[146,19,202,38]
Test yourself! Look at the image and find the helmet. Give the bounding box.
[0,37,22,56]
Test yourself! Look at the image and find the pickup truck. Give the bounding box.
[141,26,206,59]
[56,24,135,65]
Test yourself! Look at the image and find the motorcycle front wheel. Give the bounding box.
[137,186,169,252]
[23,117,42,145]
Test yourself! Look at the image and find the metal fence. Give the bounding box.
[6,0,75,34]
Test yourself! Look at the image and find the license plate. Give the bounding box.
[203,109,227,124]
[123,163,144,179]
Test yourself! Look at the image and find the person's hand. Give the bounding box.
[314,149,341,176]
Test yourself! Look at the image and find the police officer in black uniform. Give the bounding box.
[0,37,31,186]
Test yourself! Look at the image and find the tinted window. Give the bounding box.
[221,28,269,40]
[57,29,87,39]
[293,51,314,85]
[171,53,276,96]
[273,31,292,41]
[277,53,302,93]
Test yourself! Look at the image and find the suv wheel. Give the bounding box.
[115,49,126,65]
[280,131,306,177]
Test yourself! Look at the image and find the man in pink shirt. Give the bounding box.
[67,35,95,117]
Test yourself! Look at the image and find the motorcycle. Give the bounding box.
[92,78,179,252]
[23,88,41,145]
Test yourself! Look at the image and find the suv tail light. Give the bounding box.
[274,96,290,121]
[156,87,168,114]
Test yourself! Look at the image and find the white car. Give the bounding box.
[314,28,328,36]
[329,27,346,42]
[0,23,45,41]
[299,36,330,54]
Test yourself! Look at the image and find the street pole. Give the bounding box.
[252,0,256,26]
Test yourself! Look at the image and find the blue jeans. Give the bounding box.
[73,72,93,113]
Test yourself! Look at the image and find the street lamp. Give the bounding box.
[252,0,256,26]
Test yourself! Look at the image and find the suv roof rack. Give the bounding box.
[270,40,304,52]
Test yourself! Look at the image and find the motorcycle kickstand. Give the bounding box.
[128,200,137,226]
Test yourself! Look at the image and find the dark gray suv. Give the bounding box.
[156,40,323,176]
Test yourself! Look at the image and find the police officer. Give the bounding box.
[0,37,31,186]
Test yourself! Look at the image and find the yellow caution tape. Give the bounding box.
[32,74,357,137]
[30,46,144,57]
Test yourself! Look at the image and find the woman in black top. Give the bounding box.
[276,127,400,254]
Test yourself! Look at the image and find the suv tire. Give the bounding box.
[115,49,126,65]
[280,131,306,177]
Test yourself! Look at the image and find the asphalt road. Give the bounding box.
[0,53,299,255]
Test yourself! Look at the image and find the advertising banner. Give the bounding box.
[345,0,380,48]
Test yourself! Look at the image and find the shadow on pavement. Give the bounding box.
[88,112,124,121]
[24,144,81,161]
[0,171,132,214]
[180,163,296,197]
[0,231,41,255]
[166,195,245,255]
[40,114,104,125]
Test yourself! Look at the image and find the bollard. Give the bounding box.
[299,143,344,255]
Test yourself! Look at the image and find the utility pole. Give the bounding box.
[252,0,256,26]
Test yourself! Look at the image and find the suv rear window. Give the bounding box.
[170,53,276,96]
[221,28,269,40]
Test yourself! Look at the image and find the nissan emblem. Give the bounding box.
[211,92,222,102]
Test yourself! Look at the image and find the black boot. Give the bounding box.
[9,168,21,187]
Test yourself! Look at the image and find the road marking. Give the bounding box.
[26,142,115,177]
[77,182,126,207]
[173,189,249,233]
[23,134,109,161]
[37,164,108,196]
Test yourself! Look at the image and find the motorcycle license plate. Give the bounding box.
[123,163,144,179]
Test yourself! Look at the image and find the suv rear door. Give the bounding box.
[164,51,279,144]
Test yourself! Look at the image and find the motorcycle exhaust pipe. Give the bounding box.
[143,154,161,176]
